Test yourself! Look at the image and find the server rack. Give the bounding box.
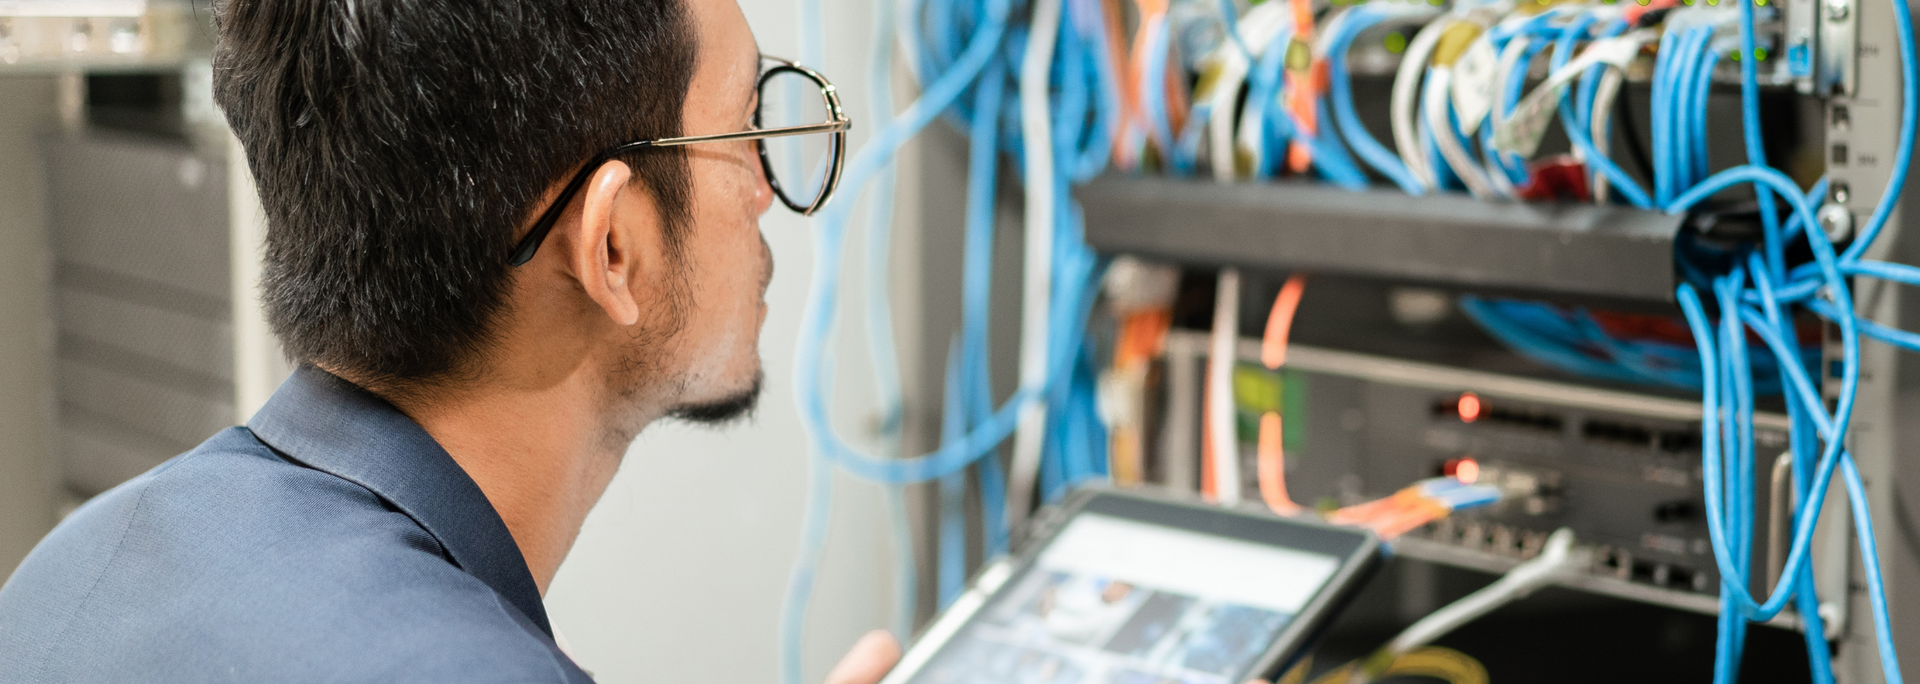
[905,0,1917,680]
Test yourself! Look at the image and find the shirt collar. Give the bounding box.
[246,365,552,637]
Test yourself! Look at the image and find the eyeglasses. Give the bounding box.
[509,55,850,266]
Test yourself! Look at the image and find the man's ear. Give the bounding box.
[564,160,649,327]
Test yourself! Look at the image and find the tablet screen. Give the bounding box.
[904,513,1344,684]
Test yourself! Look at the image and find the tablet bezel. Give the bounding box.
[877,487,1383,684]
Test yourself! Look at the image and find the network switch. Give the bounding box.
[1158,330,1808,626]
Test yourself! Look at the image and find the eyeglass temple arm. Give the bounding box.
[508,147,631,266]
[647,120,850,148]
[509,120,848,266]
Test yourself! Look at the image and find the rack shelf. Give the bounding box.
[1077,176,1686,302]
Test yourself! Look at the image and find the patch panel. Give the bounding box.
[1160,331,1799,622]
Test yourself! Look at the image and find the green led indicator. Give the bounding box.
[1384,31,1407,53]
[1756,47,1769,60]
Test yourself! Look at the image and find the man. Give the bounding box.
[0,0,897,681]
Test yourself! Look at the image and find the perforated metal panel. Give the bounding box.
[42,131,228,497]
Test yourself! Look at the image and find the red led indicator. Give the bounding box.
[1457,392,1482,423]
[1451,458,1480,484]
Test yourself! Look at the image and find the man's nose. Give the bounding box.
[752,147,776,217]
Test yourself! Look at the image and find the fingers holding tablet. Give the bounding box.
[826,630,903,684]
[876,489,1382,684]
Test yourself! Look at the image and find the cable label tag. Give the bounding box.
[1493,30,1652,157]
[1450,36,1499,135]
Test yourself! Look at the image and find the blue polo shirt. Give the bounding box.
[0,366,594,683]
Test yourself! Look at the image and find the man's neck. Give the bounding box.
[375,370,645,595]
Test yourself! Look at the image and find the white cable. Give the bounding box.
[1487,34,1531,136]
[1484,34,1533,196]
[1392,18,1450,190]
[1206,269,1243,506]
[1210,3,1292,180]
[1384,528,1586,656]
[1423,67,1497,199]
[1233,23,1294,177]
[1494,30,1653,158]
[1589,67,1625,204]
[895,0,923,87]
[1007,0,1063,532]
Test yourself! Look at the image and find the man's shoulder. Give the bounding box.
[0,428,587,684]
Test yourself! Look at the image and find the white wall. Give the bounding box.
[0,76,58,576]
[541,0,924,680]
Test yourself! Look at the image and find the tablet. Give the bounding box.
[880,489,1382,684]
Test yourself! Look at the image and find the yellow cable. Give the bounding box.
[1301,646,1490,684]
[1276,655,1314,684]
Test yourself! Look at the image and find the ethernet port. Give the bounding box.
[1489,525,1516,556]
[1486,405,1564,433]
[1582,419,1654,449]
[1658,429,1700,453]
[1665,565,1705,592]
[1518,530,1547,559]
[1598,547,1633,579]
[1654,500,1698,523]
[1460,521,1488,550]
[1630,559,1660,585]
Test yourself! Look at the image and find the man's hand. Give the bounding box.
[823,630,901,684]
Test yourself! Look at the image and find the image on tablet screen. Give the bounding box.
[907,514,1341,684]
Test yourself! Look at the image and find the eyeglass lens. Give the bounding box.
[756,68,836,209]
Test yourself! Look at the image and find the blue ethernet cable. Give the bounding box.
[1716,269,1756,684]
[1840,0,1920,263]
[937,340,969,609]
[1245,24,1294,180]
[1326,7,1427,194]
[1669,27,1706,192]
[1572,16,1626,130]
[857,0,921,639]
[1744,251,1838,683]
[784,1,836,680]
[1039,236,1104,502]
[1653,29,1677,206]
[1458,297,1651,385]
[1670,165,1864,626]
[787,0,1123,671]
[938,20,1009,603]
[1067,0,1121,182]
[1217,0,1254,62]
[1572,17,1628,190]
[1690,37,1718,189]
[793,0,1025,486]
[1143,20,1182,173]
[1308,97,1371,189]
[1688,10,1912,684]
[1720,272,1866,684]
[782,451,837,684]
[1730,0,1786,283]
[1548,13,1651,207]
[783,27,1068,684]
[1485,37,1550,188]
[1843,455,1908,684]
[1418,109,1464,192]
[960,56,1007,555]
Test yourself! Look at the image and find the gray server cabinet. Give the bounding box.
[42,132,230,498]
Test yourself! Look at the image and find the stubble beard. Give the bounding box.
[663,370,764,425]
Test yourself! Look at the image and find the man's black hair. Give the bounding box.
[213,0,697,384]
